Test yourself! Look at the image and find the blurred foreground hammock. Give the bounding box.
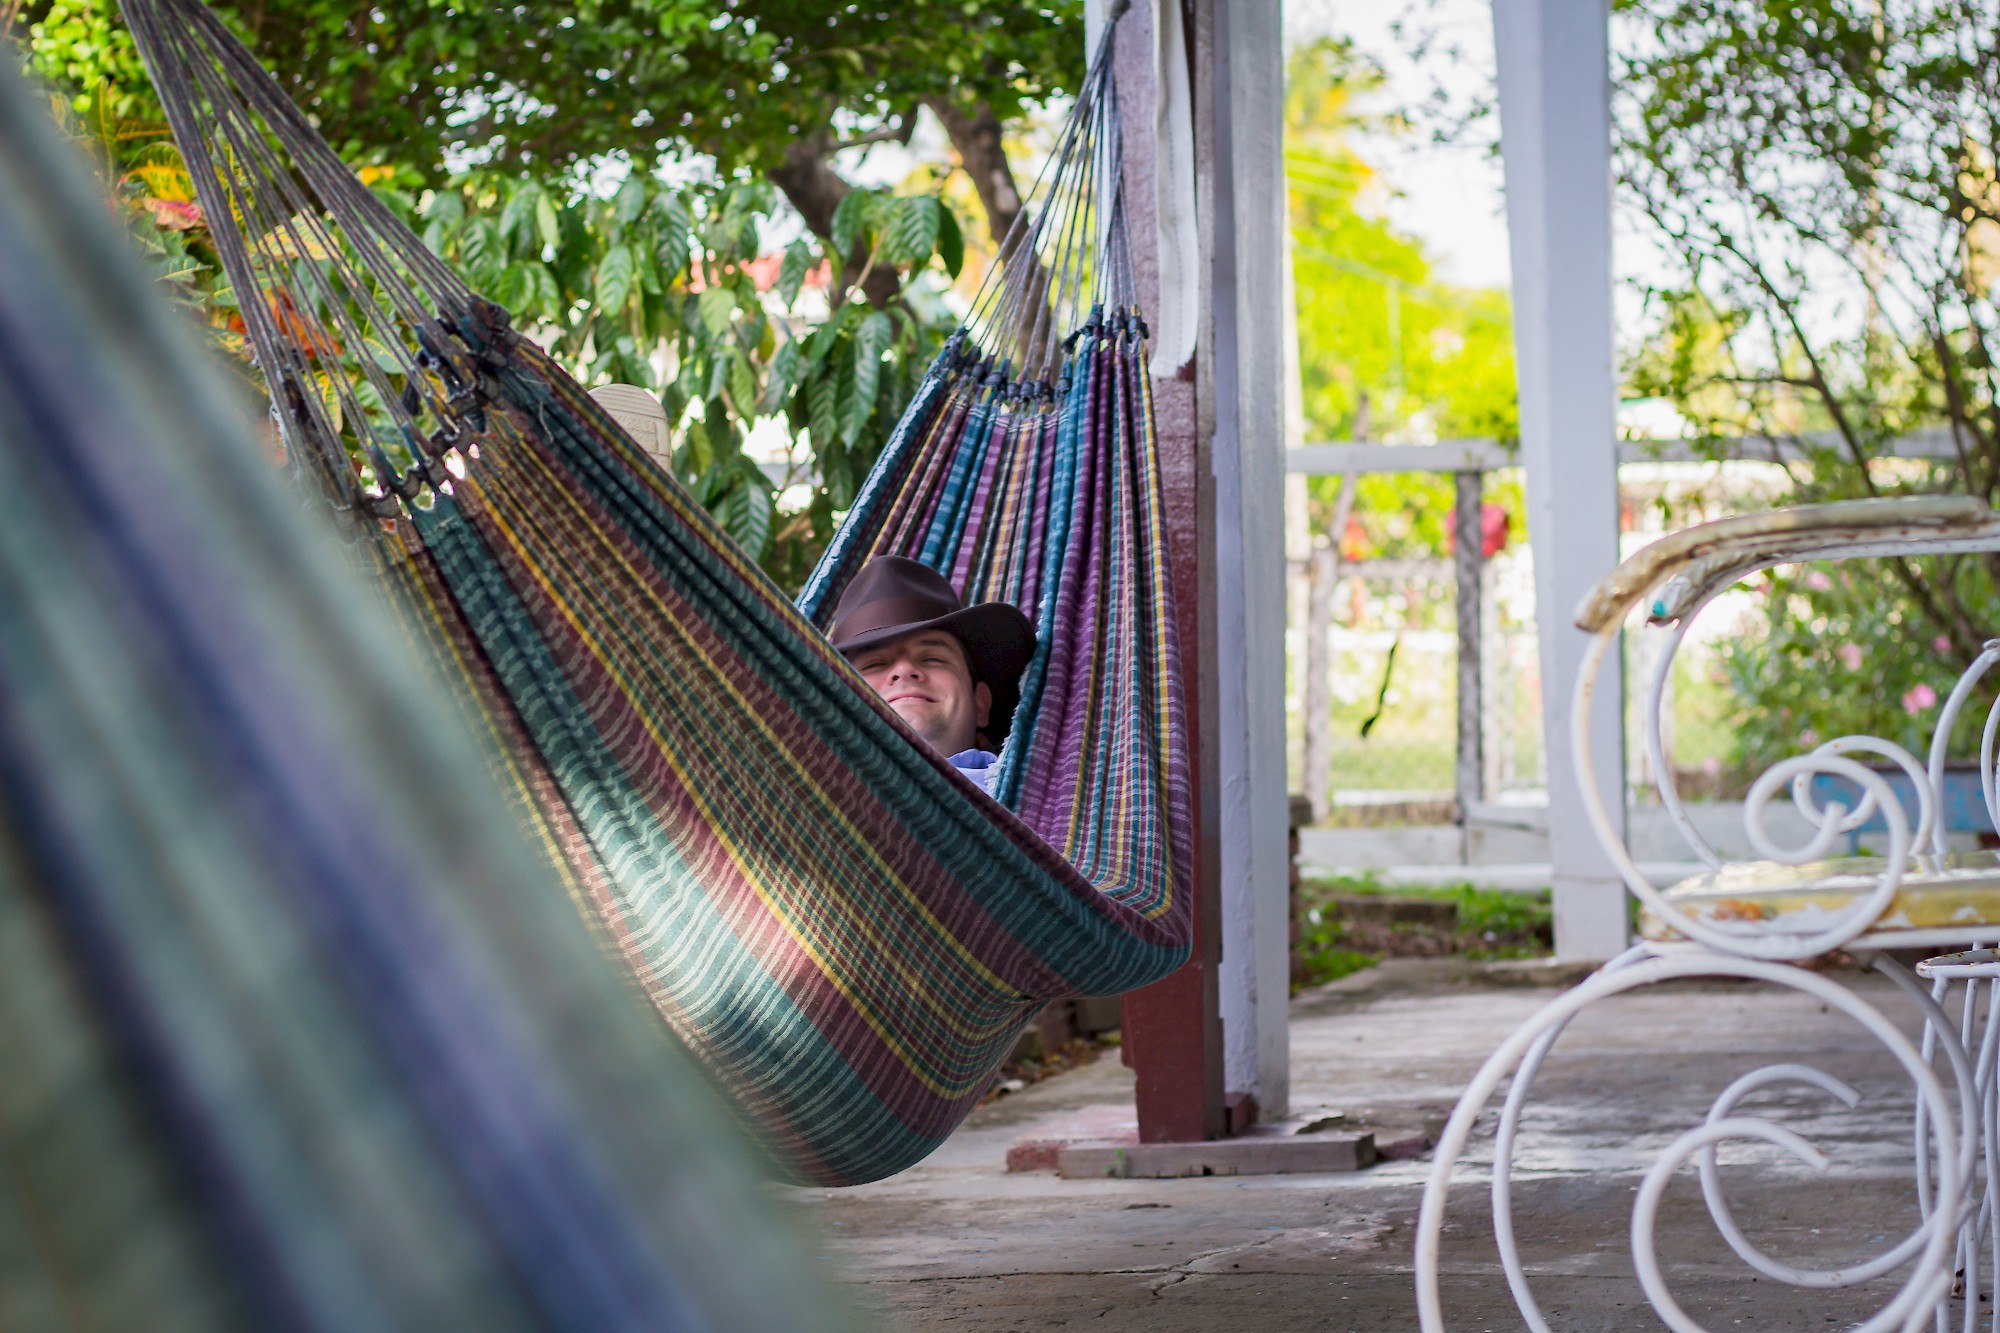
[0,57,846,1332]
[121,0,1192,1186]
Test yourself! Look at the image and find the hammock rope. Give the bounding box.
[122,0,1193,1187]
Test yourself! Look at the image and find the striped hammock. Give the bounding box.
[124,0,1193,1185]
[0,58,845,1331]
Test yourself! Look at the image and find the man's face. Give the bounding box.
[850,629,993,757]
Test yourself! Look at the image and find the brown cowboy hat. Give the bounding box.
[829,556,1037,743]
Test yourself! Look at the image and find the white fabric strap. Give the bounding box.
[1085,0,1200,377]
[1149,0,1199,376]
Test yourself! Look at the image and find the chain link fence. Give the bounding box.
[1288,462,1751,833]
[1289,545,1546,826]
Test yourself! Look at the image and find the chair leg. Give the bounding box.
[1419,947,1968,1333]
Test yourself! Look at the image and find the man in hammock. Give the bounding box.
[829,556,1036,796]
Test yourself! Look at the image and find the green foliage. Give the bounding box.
[12,0,1039,590]
[1312,873,1553,935]
[1706,558,1993,776]
[1285,38,1520,561]
[1290,939,1379,992]
[1617,0,2000,758]
[1287,38,1517,452]
[1448,884,1552,943]
[417,172,961,585]
[15,2,150,117]
[17,0,1083,184]
[33,91,236,340]
[35,77,962,587]
[1293,874,1554,989]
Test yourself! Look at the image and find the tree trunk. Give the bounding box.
[926,97,1025,245]
[766,131,903,309]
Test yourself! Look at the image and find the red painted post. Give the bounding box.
[1114,0,1227,1144]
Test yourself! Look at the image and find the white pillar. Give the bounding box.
[1210,0,1290,1116]
[1492,0,1629,959]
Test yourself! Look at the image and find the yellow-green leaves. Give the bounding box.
[698,285,737,337]
[593,242,639,317]
[535,190,561,255]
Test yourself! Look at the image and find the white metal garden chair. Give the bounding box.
[1414,495,2000,1333]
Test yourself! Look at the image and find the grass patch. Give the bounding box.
[1291,873,1555,993]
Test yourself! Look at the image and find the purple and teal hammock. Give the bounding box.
[123,0,1193,1186]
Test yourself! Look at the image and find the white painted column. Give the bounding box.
[1491,0,1629,959]
[1209,0,1291,1116]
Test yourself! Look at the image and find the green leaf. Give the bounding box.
[655,194,693,277]
[614,173,650,227]
[552,204,595,291]
[363,337,406,373]
[883,195,940,266]
[822,450,856,511]
[807,370,840,450]
[698,285,737,337]
[610,334,651,389]
[681,413,716,475]
[760,337,800,413]
[459,216,502,285]
[723,468,773,559]
[523,264,559,317]
[420,190,465,226]
[535,191,561,254]
[830,188,873,258]
[595,243,639,314]
[727,350,757,416]
[936,204,964,278]
[499,184,539,253]
[690,459,725,507]
[777,240,814,308]
[494,262,533,313]
[845,311,893,445]
[802,300,861,368]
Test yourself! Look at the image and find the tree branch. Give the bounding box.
[1705,229,1982,646]
[834,109,919,153]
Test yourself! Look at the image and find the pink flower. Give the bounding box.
[1935,635,1954,654]
[1837,643,1863,670]
[1904,683,1939,714]
[1805,571,1832,591]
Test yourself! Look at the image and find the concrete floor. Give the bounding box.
[789,958,1969,1331]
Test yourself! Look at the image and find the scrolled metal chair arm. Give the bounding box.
[1573,496,2000,633]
